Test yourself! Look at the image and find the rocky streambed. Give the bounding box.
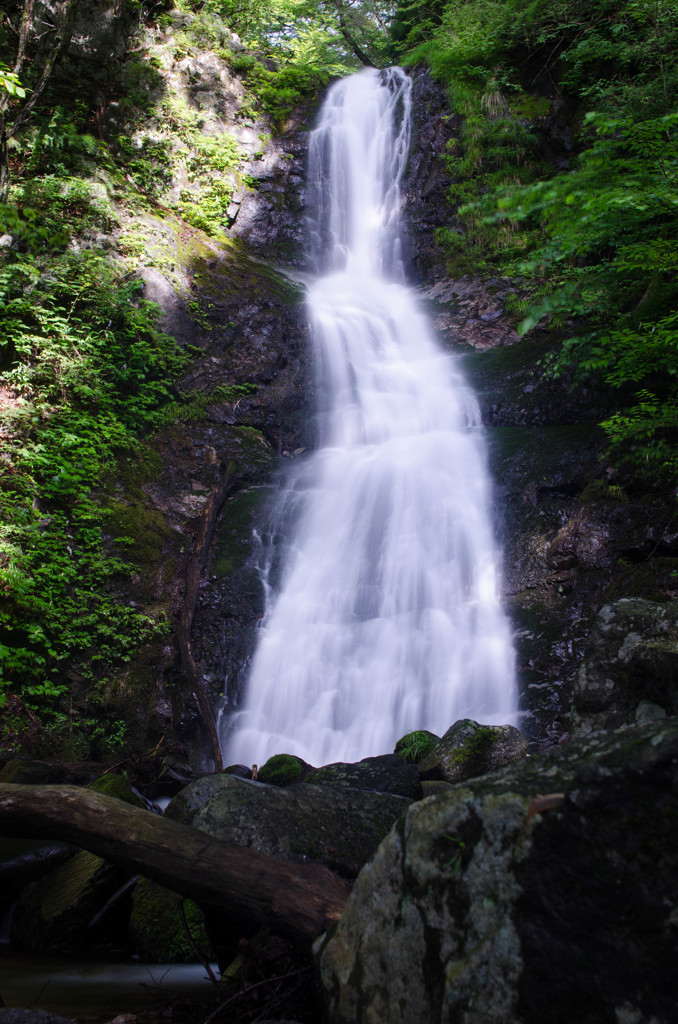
[2,629,678,1023]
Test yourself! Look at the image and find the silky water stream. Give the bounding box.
[224,67,517,768]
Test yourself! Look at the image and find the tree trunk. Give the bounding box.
[333,0,378,67]
[0,783,352,947]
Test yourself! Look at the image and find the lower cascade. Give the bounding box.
[223,67,517,768]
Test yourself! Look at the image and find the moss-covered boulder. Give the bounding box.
[129,878,213,963]
[258,753,310,786]
[89,772,146,807]
[419,719,528,783]
[166,773,411,878]
[394,730,440,764]
[10,850,126,953]
[304,754,422,799]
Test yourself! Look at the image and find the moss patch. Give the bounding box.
[129,877,213,963]
[259,753,308,786]
[90,772,145,807]
[212,485,271,577]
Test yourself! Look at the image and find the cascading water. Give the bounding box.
[224,67,517,768]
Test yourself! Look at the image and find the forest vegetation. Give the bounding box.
[0,0,676,756]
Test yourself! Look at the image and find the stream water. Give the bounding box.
[0,953,218,1018]
[224,68,517,768]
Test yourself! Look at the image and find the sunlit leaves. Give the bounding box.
[0,64,26,99]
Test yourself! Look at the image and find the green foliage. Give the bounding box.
[394,729,439,763]
[11,175,115,247]
[188,0,395,125]
[394,0,678,486]
[0,249,184,728]
[0,63,26,99]
[487,110,678,481]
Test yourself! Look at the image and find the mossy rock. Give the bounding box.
[10,851,125,953]
[89,772,145,807]
[129,878,214,963]
[419,719,528,784]
[394,730,440,764]
[258,753,309,787]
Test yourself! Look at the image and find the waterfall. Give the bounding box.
[223,67,517,768]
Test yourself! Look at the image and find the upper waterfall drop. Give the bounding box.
[223,67,517,768]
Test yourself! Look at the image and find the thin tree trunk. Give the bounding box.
[333,0,378,67]
[0,783,352,947]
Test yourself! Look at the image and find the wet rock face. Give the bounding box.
[318,718,678,1024]
[573,598,678,736]
[401,68,458,284]
[234,106,313,266]
[515,720,678,1024]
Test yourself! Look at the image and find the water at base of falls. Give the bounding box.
[223,67,517,768]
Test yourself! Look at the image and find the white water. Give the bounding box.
[224,67,517,768]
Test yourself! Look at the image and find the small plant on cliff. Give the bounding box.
[394,729,439,764]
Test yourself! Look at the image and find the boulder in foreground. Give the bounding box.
[318,718,678,1024]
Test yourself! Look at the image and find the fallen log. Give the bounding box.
[0,783,352,947]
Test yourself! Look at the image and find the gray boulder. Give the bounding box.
[305,754,422,799]
[419,718,528,783]
[166,773,411,877]
[573,597,678,735]
[318,718,678,1023]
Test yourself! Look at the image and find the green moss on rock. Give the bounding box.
[129,878,213,963]
[258,753,308,786]
[90,773,145,807]
[420,719,528,784]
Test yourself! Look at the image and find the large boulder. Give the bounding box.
[419,719,528,783]
[573,597,678,735]
[304,754,422,799]
[166,773,411,878]
[10,850,127,953]
[317,718,678,1024]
